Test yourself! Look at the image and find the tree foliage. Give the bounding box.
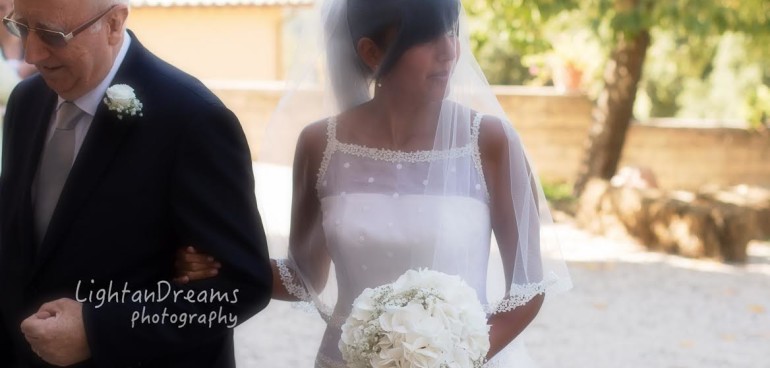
[463,0,770,192]
[463,0,769,100]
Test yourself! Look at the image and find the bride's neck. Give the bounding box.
[369,89,441,149]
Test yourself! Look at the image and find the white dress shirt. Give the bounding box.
[44,30,132,164]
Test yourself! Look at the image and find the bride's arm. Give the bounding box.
[174,252,313,302]
[175,122,332,303]
[479,116,545,359]
[276,121,332,300]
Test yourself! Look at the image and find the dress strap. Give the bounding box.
[470,112,484,142]
[470,112,490,201]
[316,116,339,191]
[326,115,339,144]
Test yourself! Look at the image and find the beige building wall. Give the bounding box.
[127,6,284,81]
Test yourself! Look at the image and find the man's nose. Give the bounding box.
[24,32,51,65]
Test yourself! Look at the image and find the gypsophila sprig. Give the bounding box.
[339,269,490,368]
[103,84,143,120]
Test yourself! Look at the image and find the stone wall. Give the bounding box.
[207,82,770,190]
[622,125,770,190]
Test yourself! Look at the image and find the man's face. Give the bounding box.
[14,0,116,100]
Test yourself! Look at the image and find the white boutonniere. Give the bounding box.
[103,84,143,120]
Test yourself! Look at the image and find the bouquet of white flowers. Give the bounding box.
[339,269,490,368]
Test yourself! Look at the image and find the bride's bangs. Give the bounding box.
[402,0,461,43]
[347,0,460,77]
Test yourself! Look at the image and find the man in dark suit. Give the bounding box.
[0,0,272,366]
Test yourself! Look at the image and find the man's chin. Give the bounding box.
[40,75,74,98]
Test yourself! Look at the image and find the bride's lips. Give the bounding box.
[428,71,450,80]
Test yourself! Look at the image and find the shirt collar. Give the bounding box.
[57,30,132,115]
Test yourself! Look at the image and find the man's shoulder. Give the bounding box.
[3,75,56,123]
[137,53,225,113]
[8,74,49,103]
[119,34,224,115]
[127,50,244,142]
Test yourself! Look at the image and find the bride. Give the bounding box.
[176,0,571,366]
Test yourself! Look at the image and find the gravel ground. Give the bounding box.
[237,164,769,367]
[234,222,770,368]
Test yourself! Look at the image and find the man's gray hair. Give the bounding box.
[94,0,130,8]
[89,0,129,32]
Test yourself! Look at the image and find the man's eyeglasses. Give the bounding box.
[2,5,117,48]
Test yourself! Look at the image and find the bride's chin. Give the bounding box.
[421,86,450,101]
[400,85,449,105]
[420,95,446,105]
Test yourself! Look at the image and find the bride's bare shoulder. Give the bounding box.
[476,113,525,167]
[297,117,334,155]
[476,114,508,153]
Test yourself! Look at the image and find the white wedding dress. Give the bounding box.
[277,113,539,368]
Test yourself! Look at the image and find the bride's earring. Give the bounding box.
[374,65,382,88]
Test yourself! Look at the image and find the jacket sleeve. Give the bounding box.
[81,103,273,367]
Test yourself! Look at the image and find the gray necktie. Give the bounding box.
[33,101,84,246]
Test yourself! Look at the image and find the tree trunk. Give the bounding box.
[574,27,651,195]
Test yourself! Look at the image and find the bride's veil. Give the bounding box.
[255,0,572,347]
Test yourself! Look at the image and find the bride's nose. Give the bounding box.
[435,34,458,62]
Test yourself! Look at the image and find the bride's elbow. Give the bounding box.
[309,268,331,293]
[529,293,545,317]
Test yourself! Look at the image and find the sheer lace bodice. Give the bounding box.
[277,114,527,367]
[316,111,489,303]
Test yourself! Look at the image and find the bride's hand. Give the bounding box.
[173,246,221,284]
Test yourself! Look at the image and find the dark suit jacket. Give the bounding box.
[0,31,272,368]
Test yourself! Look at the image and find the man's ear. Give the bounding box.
[106,5,129,46]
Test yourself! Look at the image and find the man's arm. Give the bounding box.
[0,81,18,190]
[0,309,17,365]
[81,104,273,366]
[0,80,20,366]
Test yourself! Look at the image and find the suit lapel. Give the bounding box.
[30,36,146,277]
[17,90,57,205]
[13,87,56,278]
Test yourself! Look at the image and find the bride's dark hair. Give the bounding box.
[347,0,460,78]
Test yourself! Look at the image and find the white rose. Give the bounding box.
[106,84,136,106]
